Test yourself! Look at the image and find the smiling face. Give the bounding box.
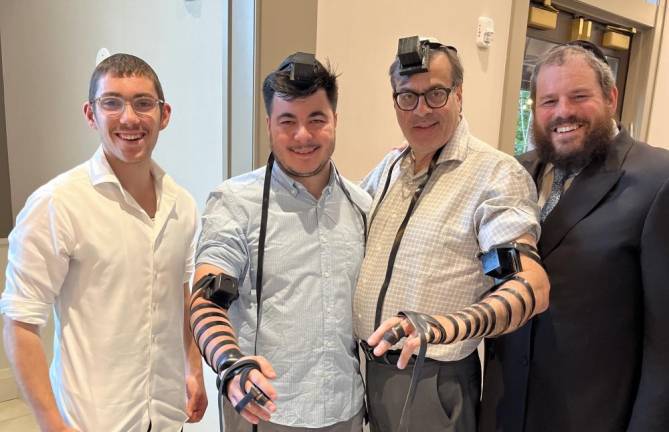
[266,89,336,180]
[393,52,462,161]
[83,73,171,168]
[532,54,617,169]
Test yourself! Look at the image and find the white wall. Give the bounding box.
[1,0,227,217]
[647,1,669,148]
[317,0,514,180]
[0,1,226,429]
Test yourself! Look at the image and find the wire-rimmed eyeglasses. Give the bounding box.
[393,86,456,111]
[92,96,164,116]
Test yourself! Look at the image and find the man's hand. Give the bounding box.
[368,316,421,370]
[185,373,207,423]
[226,356,278,424]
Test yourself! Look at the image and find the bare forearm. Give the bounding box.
[3,318,68,431]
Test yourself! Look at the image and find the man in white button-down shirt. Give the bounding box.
[1,54,207,432]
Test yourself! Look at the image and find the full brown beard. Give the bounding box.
[532,113,614,172]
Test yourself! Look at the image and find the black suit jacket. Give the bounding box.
[479,129,669,432]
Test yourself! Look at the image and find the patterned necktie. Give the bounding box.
[540,167,568,222]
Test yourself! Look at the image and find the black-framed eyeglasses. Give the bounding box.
[92,96,164,116]
[393,86,456,111]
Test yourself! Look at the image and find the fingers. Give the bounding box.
[245,368,277,409]
[184,374,208,423]
[396,337,420,369]
[226,362,278,425]
[369,317,414,358]
[228,375,271,424]
[367,316,403,347]
[185,395,206,422]
[254,355,277,380]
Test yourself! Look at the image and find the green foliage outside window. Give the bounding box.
[514,89,533,156]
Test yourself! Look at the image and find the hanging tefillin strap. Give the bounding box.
[380,311,447,432]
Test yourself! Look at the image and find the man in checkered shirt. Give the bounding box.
[354,38,550,432]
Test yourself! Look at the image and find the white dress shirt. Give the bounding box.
[1,147,198,432]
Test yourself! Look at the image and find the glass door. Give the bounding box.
[514,5,632,154]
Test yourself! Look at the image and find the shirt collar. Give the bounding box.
[271,159,336,200]
[436,115,469,165]
[88,145,166,187]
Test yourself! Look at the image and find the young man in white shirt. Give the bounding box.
[1,53,206,432]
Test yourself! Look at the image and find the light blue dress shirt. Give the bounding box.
[196,162,369,428]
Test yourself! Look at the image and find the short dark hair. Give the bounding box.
[389,46,464,90]
[262,55,338,115]
[530,44,615,106]
[88,53,164,103]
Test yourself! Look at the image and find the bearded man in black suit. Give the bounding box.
[480,43,669,432]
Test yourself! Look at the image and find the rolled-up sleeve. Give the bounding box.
[195,185,249,280]
[475,159,541,252]
[1,189,73,326]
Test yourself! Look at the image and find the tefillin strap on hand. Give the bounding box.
[381,311,447,346]
[382,311,448,432]
[218,358,271,414]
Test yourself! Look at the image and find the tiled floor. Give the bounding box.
[0,398,39,432]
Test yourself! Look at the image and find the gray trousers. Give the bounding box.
[222,400,364,432]
[366,350,481,432]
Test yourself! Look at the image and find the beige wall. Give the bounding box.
[254,0,318,167]
[647,1,669,148]
[317,0,514,180]
[0,40,11,238]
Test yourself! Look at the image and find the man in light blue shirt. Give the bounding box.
[189,53,368,432]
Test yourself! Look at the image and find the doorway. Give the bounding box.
[514,5,633,154]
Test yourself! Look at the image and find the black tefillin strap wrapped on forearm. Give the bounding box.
[480,241,542,326]
[371,241,543,432]
[190,273,272,431]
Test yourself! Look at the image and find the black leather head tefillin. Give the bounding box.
[278,51,318,83]
[396,35,458,76]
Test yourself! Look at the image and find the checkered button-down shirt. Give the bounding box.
[354,118,540,361]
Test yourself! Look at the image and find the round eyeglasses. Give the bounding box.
[93,96,164,116]
[393,86,456,111]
